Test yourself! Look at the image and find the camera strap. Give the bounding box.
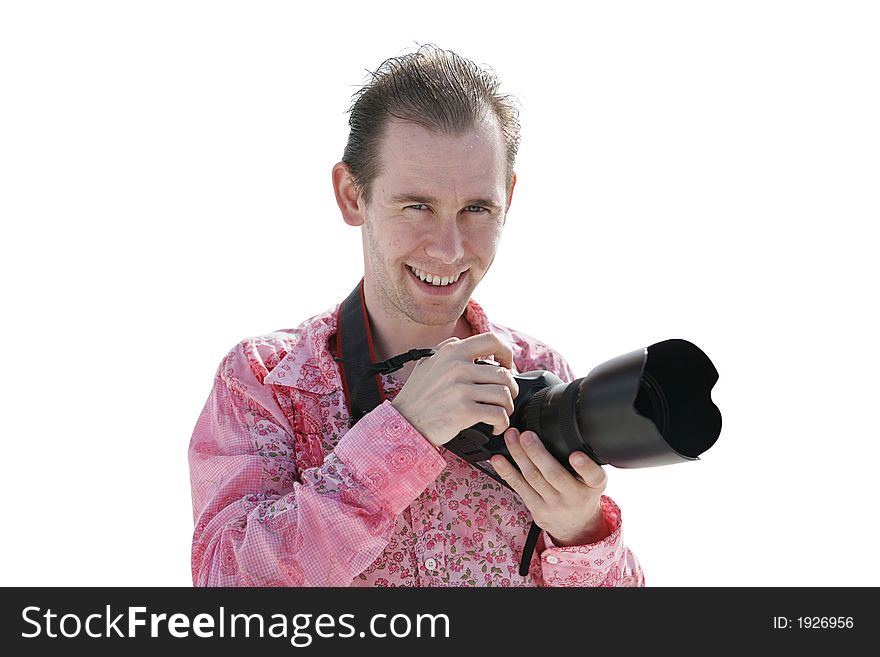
[334,280,436,427]
[334,279,542,578]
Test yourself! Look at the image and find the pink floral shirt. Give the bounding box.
[189,297,645,587]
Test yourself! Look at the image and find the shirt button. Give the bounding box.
[424,557,438,571]
[546,555,560,564]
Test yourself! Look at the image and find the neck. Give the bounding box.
[368,304,472,361]
[361,284,473,381]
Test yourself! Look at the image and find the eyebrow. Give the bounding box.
[388,193,503,212]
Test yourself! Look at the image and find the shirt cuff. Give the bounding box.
[539,495,622,562]
[333,400,447,515]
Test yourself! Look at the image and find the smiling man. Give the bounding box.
[189,45,645,587]
[337,115,506,371]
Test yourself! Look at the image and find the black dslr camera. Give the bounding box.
[445,339,722,474]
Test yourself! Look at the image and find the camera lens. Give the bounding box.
[519,339,721,469]
[448,339,721,473]
[634,371,671,439]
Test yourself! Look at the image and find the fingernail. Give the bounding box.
[520,432,534,446]
[572,453,587,466]
[504,430,518,446]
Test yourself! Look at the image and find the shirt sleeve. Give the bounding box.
[537,495,646,587]
[188,342,447,587]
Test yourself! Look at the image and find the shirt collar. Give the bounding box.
[264,297,492,392]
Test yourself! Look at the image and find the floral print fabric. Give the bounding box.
[189,297,645,587]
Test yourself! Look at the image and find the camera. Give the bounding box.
[444,338,722,474]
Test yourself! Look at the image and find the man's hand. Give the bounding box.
[391,332,520,448]
[490,428,609,547]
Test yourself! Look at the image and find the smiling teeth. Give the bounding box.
[410,267,464,286]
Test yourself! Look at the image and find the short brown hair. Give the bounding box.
[342,44,521,204]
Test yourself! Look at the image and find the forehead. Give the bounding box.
[374,117,507,200]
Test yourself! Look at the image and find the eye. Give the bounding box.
[405,204,429,211]
[465,205,488,214]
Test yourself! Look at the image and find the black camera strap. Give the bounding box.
[333,279,542,578]
[334,280,436,428]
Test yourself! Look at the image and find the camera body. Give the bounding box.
[445,368,585,474]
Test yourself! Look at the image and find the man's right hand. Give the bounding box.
[390,332,520,447]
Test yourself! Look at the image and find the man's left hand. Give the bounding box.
[490,428,608,547]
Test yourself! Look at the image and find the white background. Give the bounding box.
[1,1,877,587]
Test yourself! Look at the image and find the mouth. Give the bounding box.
[407,265,469,294]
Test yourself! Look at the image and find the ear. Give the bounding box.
[503,172,517,225]
[506,172,517,209]
[332,161,365,227]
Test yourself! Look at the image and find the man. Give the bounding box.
[189,45,644,587]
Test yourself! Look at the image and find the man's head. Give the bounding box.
[341,44,520,204]
[333,45,520,329]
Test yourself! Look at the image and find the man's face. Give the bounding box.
[361,115,510,327]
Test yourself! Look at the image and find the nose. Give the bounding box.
[424,216,465,265]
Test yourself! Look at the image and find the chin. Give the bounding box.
[407,313,465,328]
[401,292,470,326]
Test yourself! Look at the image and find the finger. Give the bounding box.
[503,429,558,502]
[569,451,608,491]
[469,401,512,436]
[468,363,520,400]
[463,401,510,436]
[435,337,461,349]
[465,383,515,416]
[515,430,584,496]
[454,332,515,370]
[490,431,544,509]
